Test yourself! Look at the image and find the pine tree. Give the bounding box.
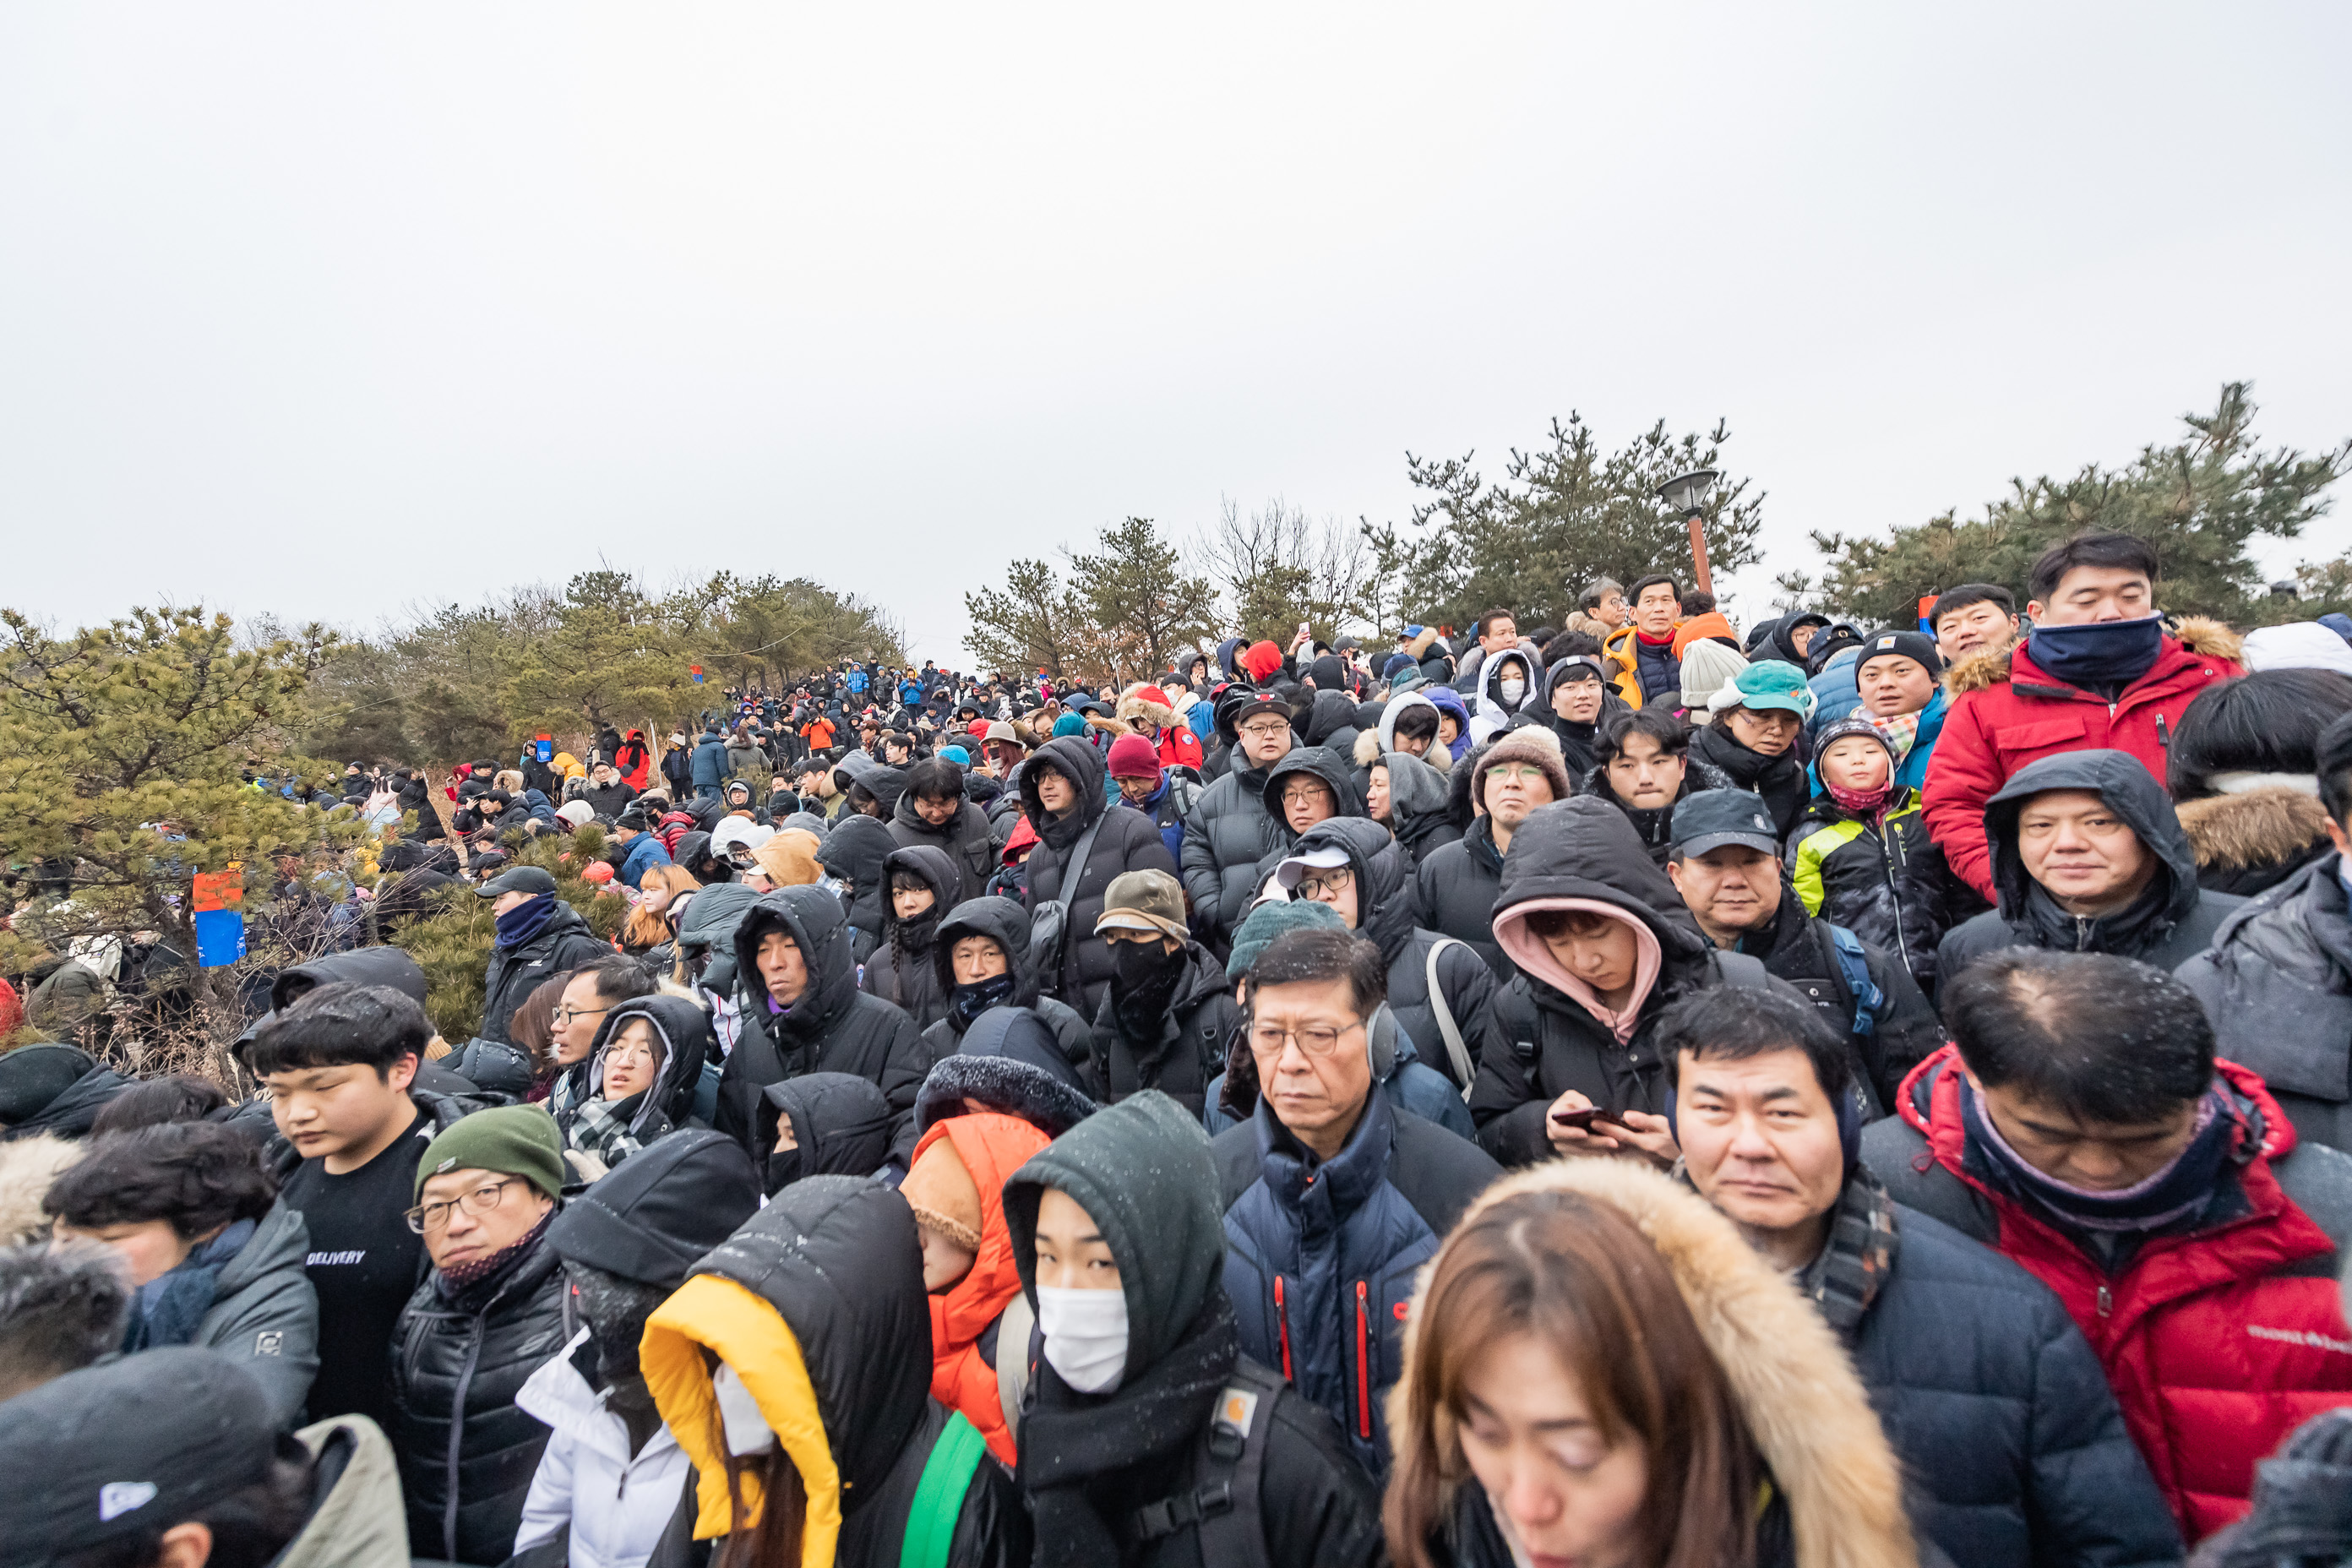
[1066,517,1222,683]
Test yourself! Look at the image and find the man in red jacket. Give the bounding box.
[1924,531,2240,901]
[1862,947,2352,1544]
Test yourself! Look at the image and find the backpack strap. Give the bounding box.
[899,1410,988,1568]
[1128,1360,1283,1568]
[1421,937,1477,1098]
[994,1293,1035,1447]
[1825,924,1885,1039]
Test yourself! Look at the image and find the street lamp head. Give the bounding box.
[1657,468,1720,516]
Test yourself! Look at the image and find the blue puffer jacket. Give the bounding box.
[616,828,673,890]
[689,733,729,791]
[1212,1088,1500,1476]
[1805,646,1862,738]
[1891,687,1949,792]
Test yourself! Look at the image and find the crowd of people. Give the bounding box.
[8,526,2352,1567]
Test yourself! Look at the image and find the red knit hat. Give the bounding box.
[1106,734,1162,780]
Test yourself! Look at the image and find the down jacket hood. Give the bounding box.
[914,1051,1097,1140]
[1984,748,2201,933]
[1302,689,1360,751]
[580,994,715,1141]
[1490,796,1712,958]
[1019,736,1109,851]
[756,1071,892,1192]
[928,896,1047,1011]
[644,1177,931,1556]
[815,814,896,935]
[877,844,958,952]
[1260,745,1364,820]
[673,880,765,994]
[732,885,860,1038]
[1394,1158,1918,1568]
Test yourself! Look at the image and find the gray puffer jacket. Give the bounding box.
[1179,737,1298,948]
[193,1199,320,1427]
[2177,851,2352,1157]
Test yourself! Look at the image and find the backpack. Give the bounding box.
[1825,923,1886,1039]
[1124,1358,1287,1568]
[898,1410,990,1568]
[1421,937,1478,1097]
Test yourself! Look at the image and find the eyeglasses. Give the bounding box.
[405,1176,523,1233]
[603,1042,659,1067]
[1486,765,1550,786]
[1292,866,1353,900]
[1247,1018,1365,1059]
[1280,782,1331,805]
[552,1004,610,1026]
[1237,721,1290,740]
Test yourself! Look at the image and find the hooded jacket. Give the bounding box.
[816,814,897,965]
[918,899,1096,1090]
[910,1111,1054,1465]
[1401,1159,1919,1568]
[1468,798,1772,1166]
[888,789,996,909]
[0,1046,130,1142]
[2175,787,2338,900]
[1466,647,1543,745]
[858,845,957,1030]
[2178,851,2352,1158]
[1348,740,1459,866]
[641,1178,1030,1567]
[1181,732,1299,946]
[1003,1092,1386,1568]
[672,880,764,999]
[716,887,928,1162]
[689,733,729,793]
[1936,748,2246,985]
[1257,744,1364,830]
[560,994,716,1172]
[1213,1086,1500,1476]
[1287,818,1496,1092]
[184,1199,321,1428]
[1086,939,1239,1118]
[754,1070,893,1193]
[482,896,612,1049]
[1925,618,2243,901]
[1412,815,1510,978]
[1301,689,1363,759]
[1864,1047,2352,1543]
[1370,692,1453,776]
[1020,737,1179,1015]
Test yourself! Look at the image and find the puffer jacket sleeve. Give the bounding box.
[2020,1290,2185,1568]
[1869,948,1945,1111]
[1920,693,2005,903]
[873,998,936,1167]
[945,1449,1035,1568]
[1467,984,1554,1167]
[1179,795,1227,939]
[1257,1385,1389,1568]
[195,1225,320,1428]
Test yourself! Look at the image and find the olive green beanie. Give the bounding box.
[414,1103,565,1200]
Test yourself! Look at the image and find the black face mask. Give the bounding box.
[1111,938,1188,1036]
[950,970,1018,1028]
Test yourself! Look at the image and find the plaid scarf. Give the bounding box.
[1797,1168,1900,1339]
[566,1090,667,1168]
[1871,710,1921,765]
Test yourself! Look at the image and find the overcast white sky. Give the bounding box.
[4,5,2348,662]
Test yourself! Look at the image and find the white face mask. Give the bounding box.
[1498,678,1527,705]
[1037,1283,1130,1394]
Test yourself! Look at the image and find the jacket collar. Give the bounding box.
[1252,1078,1395,1218]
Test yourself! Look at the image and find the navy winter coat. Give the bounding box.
[689,733,729,792]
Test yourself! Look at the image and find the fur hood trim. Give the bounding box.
[2172,614,2244,663]
[1353,727,1451,773]
[2175,787,2333,874]
[1944,614,2246,697]
[1115,683,1177,727]
[0,1132,84,1246]
[1941,645,2010,696]
[1393,1159,1916,1568]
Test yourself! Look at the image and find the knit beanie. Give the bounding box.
[1051,712,1088,738]
[1106,733,1162,780]
[1472,732,1573,813]
[1812,715,1896,764]
[900,1135,983,1252]
[1677,638,1750,710]
[415,1104,565,1200]
[1225,896,1348,978]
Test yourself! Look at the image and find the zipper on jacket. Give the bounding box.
[446,1314,489,1560]
[2097,1284,2113,1318]
[1355,1282,1371,1440]
[1274,1275,1293,1382]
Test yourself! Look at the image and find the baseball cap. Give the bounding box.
[1855,630,1944,677]
[1093,869,1190,941]
[1231,690,1292,728]
[476,864,557,899]
[1273,843,1352,889]
[1668,790,1783,859]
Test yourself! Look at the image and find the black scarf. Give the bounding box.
[949,972,1018,1030]
[1019,1293,1241,1568]
[1110,943,1188,1047]
[2018,874,2175,960]
[2026,617,2164,699]
[1694,725,1807,832]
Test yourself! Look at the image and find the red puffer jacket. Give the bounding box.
[1888,1046,2352,1542]
[1922,618,2240,901]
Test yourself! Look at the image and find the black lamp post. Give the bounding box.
[1655,468,1720,596]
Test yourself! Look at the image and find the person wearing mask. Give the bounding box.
[1668,983,2180,1568]
[1864,950,2352,1546]
[1212,928,1500,1477]
[1469,797,1770,1168]
[753,1070,895,1195]
[1021,735,1180,1015]
[1851,631,1949,791]
[1785,716,1957,988]
[1381,1157,1916,1568]
[1927,531,2244,902]
[899,1097,1054,1466]
[392,1106,571,1565]
[919,897,1097,1080]
[1414,732,1572,977]
[1467,645,1542,744]
[1598,574,1684,708]
[477,868,612,1048]
[2168,667,2352,896]
[640,1177,1032,1567]
[1586,706,1733,867]
[715,885,928,1162]
[1936,748,2246,983]
[1928,581,2021,663]
[1106,732,1199,867]
[889,756,997,906]
[43,1122,318,1425]
[515,1130,763,1568]
[1181,692,1299,950]
[1358,743,1458,867]
[1690,660,1814,837]
[858,845,956,1029]
[1277,818,1497,1099]
[1665,790,1941,1113]
[1086,870,1241,1117]
[1004,1090,1386,1568]
[553,994,714,1182]
[2178,711,2352,1156]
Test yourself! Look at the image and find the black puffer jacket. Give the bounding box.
[391,1220,569,1564]
[1179,738,1298,947]
[1291,817,1497,1092]
[1086,940,1241,1118]
[1413,816,1509,978]
[1020,737,1179,1015]
[1468,798,1771,1166]
[756,1070,895,1193]
[716,886,928,1161]
[919,897,1096,1089]
[1580,756,1738,868]
[858,845,956,1030]
[819,814,900,965]
[889,787,997,908]
[1938,748,2246,987]
[1724,890,1945,1116]
[481,897,611,1047]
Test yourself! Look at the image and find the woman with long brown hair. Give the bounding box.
[1384,1160,1915,1568]
[620,863,701,956]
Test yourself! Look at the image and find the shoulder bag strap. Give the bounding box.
[1423,937,1477,1097]
[899,1411,989,1568]
[994,1292,1036,1447]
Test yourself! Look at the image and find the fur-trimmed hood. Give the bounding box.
[0,1131,81,1246]
[2175,786,2334,876]
[1392,1158,1916,1568]
[1352,724,1452,774]
[1944,613,2246,697]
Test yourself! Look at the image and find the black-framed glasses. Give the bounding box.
[1292,866,1353,900]
[1247,1018,1365,1059]
[404,1176,524,1234]
[551,1003,611,1027]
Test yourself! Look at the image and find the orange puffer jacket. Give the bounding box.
[917,1111,1053,1464]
